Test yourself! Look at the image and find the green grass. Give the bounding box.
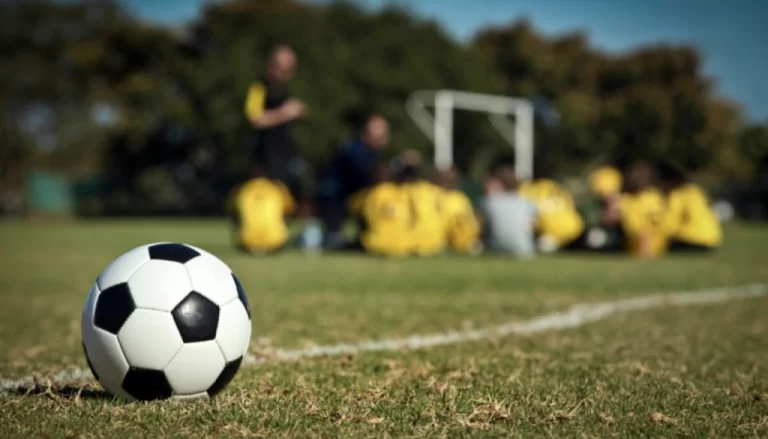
[0,219,767,437]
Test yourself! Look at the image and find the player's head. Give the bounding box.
[490,154,519,192]
[266,44,297,84]
[623,160,656,194]
[485,176,504,195]
[657,160,688,191]
[400,148,422,167]
[360,114,390,150]
[398,165,420,183]
[372,160,394,183]
[393,149,422,183]
[435,166,460,190]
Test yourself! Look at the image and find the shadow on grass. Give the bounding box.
[9,384,115,401]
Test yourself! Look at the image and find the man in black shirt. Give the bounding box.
[243,45,307,196]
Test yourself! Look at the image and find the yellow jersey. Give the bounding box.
[519,179,584,247]
[227,178,295,252]
[347,188,369,219]
[663,183,722,248]
[401,181,446,256]
[620,188,667,257]
[355,182,412,257]
[440,189,481,253]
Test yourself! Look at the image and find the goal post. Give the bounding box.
[405,90,535,180]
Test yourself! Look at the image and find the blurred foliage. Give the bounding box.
[1,0,766,215]
[473,22,758,177]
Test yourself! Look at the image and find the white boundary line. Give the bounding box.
[1,284,765,394]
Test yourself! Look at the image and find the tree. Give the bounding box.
[473,21,745,177]
[2,0,760,216]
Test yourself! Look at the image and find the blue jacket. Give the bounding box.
[319,138,380,200]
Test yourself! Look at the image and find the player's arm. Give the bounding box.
[662,192,684,235]
[452,200,481,251]
[277,183,297,216]
[627,196,666,258]
[347,189,369,216]
[620,201,644,235]
[453,195,479,228]
[620,202,653,257]
[362,191,386,228]
[244,83,304,129]
[552,183,577,210]
[690,187,716,220]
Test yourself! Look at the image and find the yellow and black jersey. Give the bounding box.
[243,78,291,123]
[620,188,667,257]
[243,78,294,170]
[355,182,412,257]
[401,180,446,256]
[244,81,268,123]
[663,183,722,248]
[227,178,295,252]
[440,189,481,253]
[519,179,584,247]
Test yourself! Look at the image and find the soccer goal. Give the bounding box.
[405,90,535,180]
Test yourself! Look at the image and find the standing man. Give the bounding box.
[243,44,308,207]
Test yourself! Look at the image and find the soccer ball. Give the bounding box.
[81,242,252,401]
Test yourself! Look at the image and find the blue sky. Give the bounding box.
[120,0,768,122]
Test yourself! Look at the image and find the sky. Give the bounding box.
[119,0,768,122]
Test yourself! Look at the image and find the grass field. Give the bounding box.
[0,219,767,437]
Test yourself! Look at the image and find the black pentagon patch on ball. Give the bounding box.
[172,291,219,343]
[148,243,200,264]
[207,356,243,397]
[122,368,173,401]
[94,283,135,334]
[82,343,99,381]
[232,274,251,319]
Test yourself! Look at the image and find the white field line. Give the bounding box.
[1,284,765,394]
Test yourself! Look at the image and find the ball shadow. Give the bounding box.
[9,384,115,401]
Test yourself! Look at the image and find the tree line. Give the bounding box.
[2,0,767,215]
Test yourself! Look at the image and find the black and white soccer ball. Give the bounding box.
[81,242,252,401]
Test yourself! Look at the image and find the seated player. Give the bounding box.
[348,161,412,257]
[619,160,667,258]
[435,167,482,254]
[398,162,447,257]
[584,163,625,251]
[518,166,584,253]
[226,167,296,254]
[317,114,390,249]
[480,156,537,258]
[589,164,623,226]
[658,162,722,252]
